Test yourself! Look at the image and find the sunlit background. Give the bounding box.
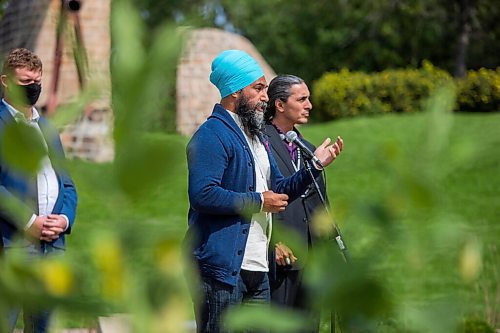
[0,0,498,332]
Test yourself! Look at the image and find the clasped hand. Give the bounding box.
[27,214,67,242]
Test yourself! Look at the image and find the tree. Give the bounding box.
[443,0,500,77]
[113,0,500,82]
[219,0,449,82]
[220,0,498,82]
[454,0,475,78]
[133,0,216,30]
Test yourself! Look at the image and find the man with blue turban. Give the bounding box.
[185,50,342,332]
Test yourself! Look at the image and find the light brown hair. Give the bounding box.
[2,48,42,75]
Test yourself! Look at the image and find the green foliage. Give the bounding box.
[301,110,500,332]
[476,244,500,330]
[0,121,46,175]
[0,0,8,17]
[128,0,216,135]
[462,317,495,333]
[457,68,500,112]
[223,306,309,332]
[313,65,500,121]
[5,110,493,332]
[133,0,214,30]
[3,94,499,332]
[1,1,499,331]
[111,0,187,199]
[462,1,500,71]
[312,62,454,120]
[1,1,192,332]
[221,0,443,83]
[111,1,186,134]
[0,79,51,229]
[50,85,104,130]
[221,0,499,84]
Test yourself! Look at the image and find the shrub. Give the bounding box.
[457,68,500,112]
[312,64,500,120]
[312,62,454,120]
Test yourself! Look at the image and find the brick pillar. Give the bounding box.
[176,28,276,136]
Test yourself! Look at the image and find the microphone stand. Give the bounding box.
[303,158,350,333]
[303,159,350,262]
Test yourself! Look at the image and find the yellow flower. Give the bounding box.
[459,237,482,282]
[155,239,182,275]
[92,238,125,300]
[39,260,74,296]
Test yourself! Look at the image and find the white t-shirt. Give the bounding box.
[226,110,272,272]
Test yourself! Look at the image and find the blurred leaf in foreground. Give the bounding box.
[111,0,186,200]
[224,305,309,333]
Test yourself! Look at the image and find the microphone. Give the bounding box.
[285,131,323,167]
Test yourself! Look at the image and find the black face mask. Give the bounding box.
[17,83,42,106]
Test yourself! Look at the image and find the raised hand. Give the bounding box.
[314,136,344,167]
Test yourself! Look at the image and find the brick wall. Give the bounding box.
[1,3,276,160]
[1,0,111,109]
[176,28,276,136]
[0,0,51,54]
[0,0,113,162]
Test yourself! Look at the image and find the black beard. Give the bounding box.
[236,94,267,139]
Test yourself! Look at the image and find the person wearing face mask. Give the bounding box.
[264,75,344,333]
[185,50,342,332]
[0,48,78,333]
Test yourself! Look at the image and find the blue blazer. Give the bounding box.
[185,104,320,286]
[0,102,77,250]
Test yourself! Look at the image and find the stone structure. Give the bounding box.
[1,2,276,159]
[176,28,276,136]
[0,0,113,162]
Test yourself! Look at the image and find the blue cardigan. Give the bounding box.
[186,104,320,286]
[0,103,77,250]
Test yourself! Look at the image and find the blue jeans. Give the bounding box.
[195,269,270,333]
[5,244,64,333]
[8,308,51,333]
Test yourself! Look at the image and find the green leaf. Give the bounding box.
[223,305,309,333]
[114,137,183,199]
[1,122,46,175]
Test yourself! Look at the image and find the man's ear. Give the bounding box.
[275,99,285,113]
[230,90,242,99]
[0,74,7,88]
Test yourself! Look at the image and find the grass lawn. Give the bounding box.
[303,112,499,331]
[64,112,499,331]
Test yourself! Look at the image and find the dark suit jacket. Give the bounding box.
[0,102,77,250]
[264,124,328,271]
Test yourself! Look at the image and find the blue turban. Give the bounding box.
[210,50,265,98]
